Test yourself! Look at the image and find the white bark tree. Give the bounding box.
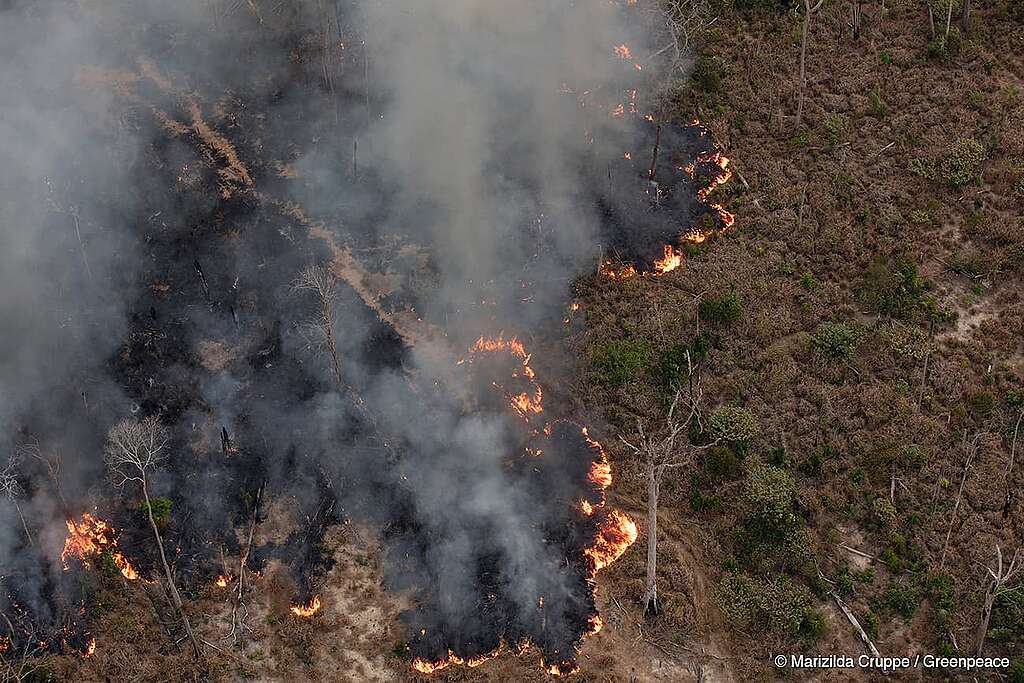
[975,546,1022,656]
[293,264,346,392]
[620,352,719,616]
[0,453,32,546]
[104,416,202,660]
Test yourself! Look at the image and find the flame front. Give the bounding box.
[412,341,637,676]
[215,575,229,588]
[62,513,139,581]
[84,637,96,657]
[290,595,321,617]
[585,510,639,571]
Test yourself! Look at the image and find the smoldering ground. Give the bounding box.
[0,0,707,670]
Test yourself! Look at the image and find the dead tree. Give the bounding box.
[796,0,822,127]
[293,264,346,392]
[620,352,719,616]
[975,546,1021,656]
[940,431,983,568]
[104,416,203,661]
[17,439,67,513]
[0,453,32,546]
[1005,410,1022,517]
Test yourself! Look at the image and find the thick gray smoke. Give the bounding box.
[0,0,691,670]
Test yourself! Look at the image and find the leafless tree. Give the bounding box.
[0,453,32,546]
[975,546,1022,656]
[1005,410,1022,516]
[940,431,983,568]
[104,416,203,660]
[17,439,66,513]
[293,264,346,392]
[620,352,719,616]
[796,0,823,127]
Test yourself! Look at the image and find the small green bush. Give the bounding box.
[743,457,795,526]
[710,406,760,444]
[716,573,819,639]
[886,581,921,618]
[872,497,898,529]
[699,292,742,326]
[592,338,651,386]
[858,258,928,319]
[869,88,888,117]
[941,137,985,187]
[656,335,709,391]
[823,113,849,146]
[813,322,861,360]
[691,56,723,95]
[141,496,173,526]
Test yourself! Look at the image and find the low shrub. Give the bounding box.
[592,338,651,386]
[941,137,985,187]
[699,292,742,326]
[813,322,860,360]
[710,406,760,445]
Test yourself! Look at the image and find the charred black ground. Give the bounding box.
[0,0,721,672]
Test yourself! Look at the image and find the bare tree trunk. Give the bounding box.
[142,478,203,661]
[12,499,33,546]
[960,0,971,30]
[642,458,660,617]
[319,295,344,390]
[976,576,998,656]
[944,0,954,40]
[796,0,812,127]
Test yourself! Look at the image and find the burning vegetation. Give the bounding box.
[0,0,733,678]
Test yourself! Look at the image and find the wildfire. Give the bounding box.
[412,648,503,674]
[613,44,631,59]
[290,595,321,617]
[215,575,229,588]
[62,513,140,581]
[461,335,544,421]
[84,637,96,657]
[411,343,637,677]
[585,510,639,571]
[652,244,683,274]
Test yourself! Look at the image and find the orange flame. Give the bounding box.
[652,244,683,274]
[613,44,631,59]
[84,637,96,657]
[290,595,321,617]
[62,513,139,581]
[586,510,638,571]
[215,575,229,588]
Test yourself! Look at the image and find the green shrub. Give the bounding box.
[872,497,898,529]
[691,56,723,95]
[743,457,795,526]
[941,137,985,187]
[699,292,742,326]
[886,581,921,618]
[799,271,816,290]
[881,321,929,360]
[704,444,742,480]
[813,322,861,360]
[869,88,888,117]
[1009,659,1024,683]
[392,641,410,658]
[989,586,1024,643]
[710,406,760,444]
[858,258,928,319]
[656,335,709,391]
[927,27,961,61]
[967,390,995,416]
[716,573,818,639]
[141,496,173,526]
[592,338,651,386]
[823,113,849,146]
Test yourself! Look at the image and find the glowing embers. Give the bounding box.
[410,343,638,676]
[585,510,639,572]
[214,575,229,588]
[600,122,737,280]
[61,512,139,581]
[459,334,544,422]
[289,595,321,617]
